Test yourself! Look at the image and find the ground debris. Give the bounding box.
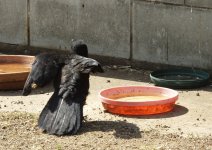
[104,65,150,73]
[11,101,24,105]
[0,112,211,150]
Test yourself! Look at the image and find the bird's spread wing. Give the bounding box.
[38,55,103,135]
[22,40,104,135]
[22,53,64,96]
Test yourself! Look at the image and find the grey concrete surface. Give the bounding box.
[0,68,212,137]
[0,0,27,45]
[133,2,168,64]
[133,1,212,69]
[30,0,130,58]
[186,0,212,8]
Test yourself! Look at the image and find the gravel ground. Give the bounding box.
[0,112,211,150]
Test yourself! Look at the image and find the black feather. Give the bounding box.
[71,40,88,57]
[22,53,65,96]
[22,41,103,135]
[38,55,103,135]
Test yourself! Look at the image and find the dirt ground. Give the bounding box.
[0,66,212,150]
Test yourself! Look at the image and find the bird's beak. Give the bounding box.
[91,64,104,73]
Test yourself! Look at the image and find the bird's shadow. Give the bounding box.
[78,120,142,139]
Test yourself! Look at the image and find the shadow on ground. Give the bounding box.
[97,67,152,83]
[79,120,142,139]
[0,83,54,96]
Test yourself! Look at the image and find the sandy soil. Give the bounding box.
[0,66,212,150]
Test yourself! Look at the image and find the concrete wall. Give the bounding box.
[30,0,130,58]
[0,0,211,71]
[0,0,27,45]
[133,1,212,69]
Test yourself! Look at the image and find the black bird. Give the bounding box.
[23,41,103,135]
[70,39,88,57]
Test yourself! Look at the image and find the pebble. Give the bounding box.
[107,80,111,83]
[40,91,44,94]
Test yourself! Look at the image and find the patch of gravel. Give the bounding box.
[0,112,212,150]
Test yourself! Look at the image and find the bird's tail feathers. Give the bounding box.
[38,95,82,136]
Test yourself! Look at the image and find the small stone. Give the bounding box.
[40,91,44,94]
[113,65,118,69]
[162,125,170,128]
[107,80,111,83]
[196,93,200,96]
[18,101,24,104]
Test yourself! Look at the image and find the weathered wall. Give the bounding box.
[133,1,212,69]
[0,0,211,71]
[0,0,27,45]
[30,0,130,58]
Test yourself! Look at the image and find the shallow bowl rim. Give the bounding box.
[99,85,178,106]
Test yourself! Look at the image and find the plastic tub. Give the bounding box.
[0,55,34,90]
[150,69,210,89]
[99,86,178,116]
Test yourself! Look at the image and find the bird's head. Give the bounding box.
[70,55,104,74]
[71,40,88,57]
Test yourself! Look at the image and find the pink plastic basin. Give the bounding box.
[99,86,178,115]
